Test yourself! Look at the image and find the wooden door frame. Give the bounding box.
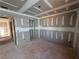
[0,17,16,44]
[10,17,16,44]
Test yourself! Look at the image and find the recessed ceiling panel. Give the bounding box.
[48,0,65,8]
[2,0,27,7]
[27,7,41,14]
[24,11,35,16]
[0,2,18,11]
[0,0,27,11]
[33,0,52,12]
[48,0,76,8]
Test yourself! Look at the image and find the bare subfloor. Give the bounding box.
[0,40,75,59]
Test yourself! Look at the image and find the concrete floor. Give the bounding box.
[0,36,12,45]
[0,40,75,59]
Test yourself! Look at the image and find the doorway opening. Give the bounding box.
[0,17,16,45]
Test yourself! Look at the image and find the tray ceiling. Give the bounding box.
[24,0,79,17]
[0,0,78,17]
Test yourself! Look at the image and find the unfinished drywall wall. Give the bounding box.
[0,9,38,46]
[29,18,38,40]
[0,15,31,46]
[38,11,77,48]
[32,10,78,48]
[76,9,79,59]
[14,16,30,46]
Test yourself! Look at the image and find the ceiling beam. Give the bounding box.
[18,0,40,12]
[40,8,78,19]
[27,10,37,14]
[43,0,53,8]
[36,0,79,16]
[0,0,18,8]
[0,8,38,19]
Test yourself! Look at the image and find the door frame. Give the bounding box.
[10,17,16,44]
[0,17,16,44]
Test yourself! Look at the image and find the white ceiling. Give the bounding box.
[0,0,79,17]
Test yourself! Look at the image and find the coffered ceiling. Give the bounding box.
[0,0,79,17]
